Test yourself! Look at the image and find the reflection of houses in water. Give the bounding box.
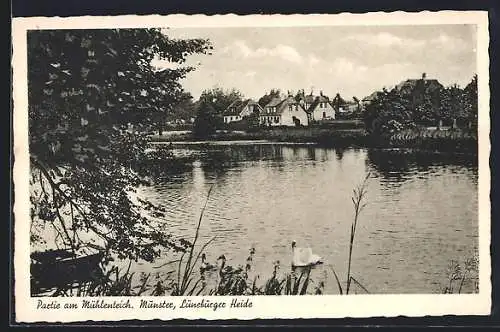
[366,149,478,186]
[282,146,301,161]
[191,160,207,189]
[366,149,414,185]
[307,147,316,161]
[334,147,345,161]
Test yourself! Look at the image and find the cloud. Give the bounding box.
[430,33,470,52]
[342,31,471,54]
[308,55,320,66]
[244,71,257,78]
[229,40,303,64]
[343,32,426,49]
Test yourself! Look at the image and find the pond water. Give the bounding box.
[136,142,479,294]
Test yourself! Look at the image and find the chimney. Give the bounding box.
[320,90,323,97]
[422,72,427,81]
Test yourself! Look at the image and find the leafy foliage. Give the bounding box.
[29,29,212,262]
[363,88,413,138]
[332,93,347,113]
[193,87,243,137]
[193,99,220,138]
[363,75,478,139]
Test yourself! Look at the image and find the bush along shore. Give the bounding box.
[149,125,478,155]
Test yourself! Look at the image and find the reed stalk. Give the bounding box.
[345,173,370,295]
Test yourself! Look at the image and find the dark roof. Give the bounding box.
[303,95,330,113]
[262,96,307,115]
[303,95,316,104]
[223,99,244,116]
[362,91,382,102]
[264,96,283,108]
[395,78,443,93]
[224,99,264,116]
[317,95,330,102]
[222,99,250,116]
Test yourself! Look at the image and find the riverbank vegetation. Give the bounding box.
[28,29,213,290]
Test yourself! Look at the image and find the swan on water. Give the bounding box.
[291,240,323,267]
[200,253,216,273]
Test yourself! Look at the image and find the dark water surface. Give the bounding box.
[137,143,478,294]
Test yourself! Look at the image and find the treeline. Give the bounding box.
[363,75,478,140]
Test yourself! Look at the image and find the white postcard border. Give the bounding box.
[12,11,491,322]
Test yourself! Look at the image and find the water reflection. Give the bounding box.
[141,143,478,294]
[366,149,478,187]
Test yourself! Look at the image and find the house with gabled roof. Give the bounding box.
[223,99,263,124]
[307,93,336,122]
[295,92,335,123]
[362,91,383,106]
[395,73,443,96]
[259,94,309,127]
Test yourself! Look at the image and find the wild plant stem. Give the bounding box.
[458,270,468,294]
[346,173,369,295]
[180,183,215,293]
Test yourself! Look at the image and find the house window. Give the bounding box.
[323,111,326,118]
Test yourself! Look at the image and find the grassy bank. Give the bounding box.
[149,126,477,154]
[151,127,371,147]
[389,128,478,154]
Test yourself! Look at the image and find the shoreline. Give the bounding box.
[148,128,478,156]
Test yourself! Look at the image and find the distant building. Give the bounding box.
[362,91,383,106]
[260,95,309,126]
[295,91,336,123]
[223,99,263,124]
[395,73,443,95]
[362,73,444,106]
[337,101,360,116]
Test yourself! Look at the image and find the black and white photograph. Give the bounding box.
[13,12,490,321]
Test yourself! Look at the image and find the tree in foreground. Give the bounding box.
[28,29,212,263]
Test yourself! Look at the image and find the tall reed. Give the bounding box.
[328,173,370,295]
[170,184,217,296]
[345,173,370,294]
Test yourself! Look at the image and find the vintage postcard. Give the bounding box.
[12,11,490,322]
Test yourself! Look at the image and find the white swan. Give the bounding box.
[291,240,323,267]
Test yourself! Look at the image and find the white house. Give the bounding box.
[308,94,336,122]
[223,99,263,123]
[260,95,309,127]
[293,92,335,123]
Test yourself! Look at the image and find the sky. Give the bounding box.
[152,25,477,101]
